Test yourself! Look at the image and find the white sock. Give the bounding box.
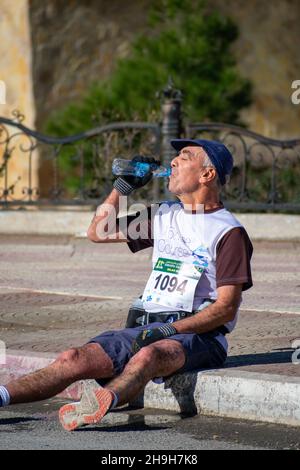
[0,386,11,407]
[109,390,119,410]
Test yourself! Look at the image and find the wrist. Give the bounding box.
[113,178,134,196]
[159,324,177,337]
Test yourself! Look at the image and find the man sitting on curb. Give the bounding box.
[0,139,253,431]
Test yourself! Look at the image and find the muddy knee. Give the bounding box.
[129,341,185,378]
[55,348,81,367]
[54,344,114,379]
[128,345,161,372]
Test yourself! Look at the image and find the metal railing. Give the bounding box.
[0,113,161,207]
[186,122,300,212]
[1,84,300,212]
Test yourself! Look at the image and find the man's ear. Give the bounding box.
[199,167,216,184]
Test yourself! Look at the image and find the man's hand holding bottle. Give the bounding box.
[113,156,170,195]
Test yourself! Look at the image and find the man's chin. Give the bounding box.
[167,180,177,194]
[168,183,181,197]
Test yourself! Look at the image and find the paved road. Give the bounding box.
[0,236,299,377]
[0,236,299,314]
[0,236,300,448]
[0,399,299,450]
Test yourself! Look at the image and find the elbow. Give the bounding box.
[87,225,113,243]
[87,226,100,243]
[223,305,238,323]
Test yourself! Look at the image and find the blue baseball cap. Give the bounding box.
[170,139,233,186]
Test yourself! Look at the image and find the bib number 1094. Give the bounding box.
[154,274,188,294]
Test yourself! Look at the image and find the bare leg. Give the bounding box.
[5,343,114,404]
[59,339,186,431]
[106,339,186,406]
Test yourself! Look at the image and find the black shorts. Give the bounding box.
[88,322,227,383]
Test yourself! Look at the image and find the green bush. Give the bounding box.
[44,0,252,196]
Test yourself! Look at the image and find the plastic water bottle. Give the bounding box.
[112,158,171,178]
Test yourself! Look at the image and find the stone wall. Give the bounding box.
[0,0,298,206]
[210,0,300,139]
[29,0,153,129]
[29,0,300,140]
[0,0,38,200]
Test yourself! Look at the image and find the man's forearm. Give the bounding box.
[131,301,238,354]
[173,301,237,335]
[95,188,120,216]
[87,188,124,242]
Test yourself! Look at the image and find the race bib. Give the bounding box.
[142,257,203,312]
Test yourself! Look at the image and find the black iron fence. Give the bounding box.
[186,123,300,212]
[1,85,300,212]
[0,113,161,207]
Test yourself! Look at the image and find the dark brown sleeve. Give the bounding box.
[216,227,253,291]
[117,206,153,253]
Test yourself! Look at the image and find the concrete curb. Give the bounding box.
[4,350,300,427]
[0,210,300,240]
[144,369,300,427]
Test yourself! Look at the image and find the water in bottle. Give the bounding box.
[112,158,171,178]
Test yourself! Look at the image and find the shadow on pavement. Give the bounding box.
[0,416,42,426]
[75,423,170,433]
[225,350,293,368]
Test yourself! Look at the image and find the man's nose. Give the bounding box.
[171,156,178,167]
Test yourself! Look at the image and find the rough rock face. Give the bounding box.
[28,0,300,140]
[210,0,300,139]
[0,0,38,200]
[29,0,153,129]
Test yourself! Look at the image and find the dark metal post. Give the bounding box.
[160,79,182,197]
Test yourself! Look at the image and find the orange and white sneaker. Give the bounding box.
[59,380,114,431]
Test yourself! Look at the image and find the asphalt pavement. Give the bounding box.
[1,398,300,450]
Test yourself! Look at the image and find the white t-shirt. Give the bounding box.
[126,201,253,352]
